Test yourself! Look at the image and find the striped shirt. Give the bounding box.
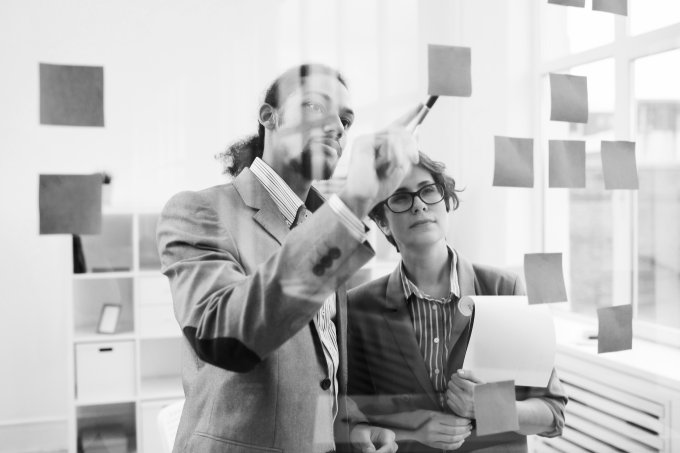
[250,157,340,421]
[400,246,461,409]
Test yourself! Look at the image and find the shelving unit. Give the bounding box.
[67,212,183,453]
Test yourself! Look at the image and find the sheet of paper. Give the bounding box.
[428,44,472,97]
[550,73,588,123]
[462,296,556,387]
[601,140,639,190]
[40,63,104,127]
[524,253,568,304]
[493,136,534,188]
[593,0,627,16]
[548,0,585,6]
[39,174,102,234]
[549,140,586,188]
[474,380,519,436]
[597,305,633,353]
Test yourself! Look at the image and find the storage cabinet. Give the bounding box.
[68,212,183,453]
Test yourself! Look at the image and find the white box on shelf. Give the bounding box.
[140,399,183,453]
[76,341,136,402]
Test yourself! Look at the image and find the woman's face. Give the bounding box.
[380,165,449,252]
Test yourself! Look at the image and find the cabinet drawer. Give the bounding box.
[76,341,136,402]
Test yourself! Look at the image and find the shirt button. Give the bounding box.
[312,264,325,276]
[431,305,437,310]
[320,378,331,390]
[328,247,341,259]
[434,369,440,375]
[434,338,439,344]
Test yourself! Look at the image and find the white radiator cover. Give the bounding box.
[534,344,680,453]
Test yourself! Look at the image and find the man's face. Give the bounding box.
[380,166,449,251]
[268,73,354,181]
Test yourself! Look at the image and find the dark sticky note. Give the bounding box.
[593,0,627,16]
[524,253,568,304]
[40,63,104,127]
[474,380,519,436]
[39,174,102,234]
[428,44,472,97]
[597,305,633,353]
[549,140,586,188]
[601,141,639,190]
[493,136,534,188]
[550,73,588,124]
[548,0,585,6]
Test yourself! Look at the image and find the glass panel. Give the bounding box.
[541,2,615,60]
[635,49,680,329]
[544,59,616,317]
[630,0,680,35]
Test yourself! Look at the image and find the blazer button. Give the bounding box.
[312,264,325,276]
[320,255,333,268]
[320,378,331,390]
[328,247,341,259]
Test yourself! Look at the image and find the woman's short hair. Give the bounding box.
[216,63,347,177]
[369,151,461,249]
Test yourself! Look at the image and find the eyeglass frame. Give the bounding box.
[381,182,446,214]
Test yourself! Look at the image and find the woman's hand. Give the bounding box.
[446,369,483,418]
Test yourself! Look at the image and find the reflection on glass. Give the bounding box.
[635,50,680,328]
[630,0,680,35]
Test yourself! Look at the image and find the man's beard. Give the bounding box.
[297,146,337,180]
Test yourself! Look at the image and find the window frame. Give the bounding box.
[535,5,680,348]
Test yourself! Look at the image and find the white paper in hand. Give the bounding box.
[462,295,555,387]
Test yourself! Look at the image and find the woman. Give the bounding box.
[347,152,567,452]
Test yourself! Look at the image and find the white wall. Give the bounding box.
[0,1,537,451]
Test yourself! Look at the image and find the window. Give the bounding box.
[538,3,680,343]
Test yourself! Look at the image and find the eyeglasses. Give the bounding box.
[384,183,445,213]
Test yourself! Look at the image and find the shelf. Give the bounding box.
[76,396,137,407]
[74,331,136,343]
[73,271,135,280]
[139,376,183,401]
[138,332,181,341]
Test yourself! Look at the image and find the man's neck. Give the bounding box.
[401,241,450,298]
[275,165,312,202]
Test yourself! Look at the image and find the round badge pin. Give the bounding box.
[457,297,474,317]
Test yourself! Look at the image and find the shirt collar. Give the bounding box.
[400,245,461,304]
[250,157,304,227]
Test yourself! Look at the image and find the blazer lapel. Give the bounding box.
[446,253,477,374]
[233,167,289,245]
[383,266,439,408]
[335,285,348,390]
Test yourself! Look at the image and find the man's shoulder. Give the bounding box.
[162,182,240,211]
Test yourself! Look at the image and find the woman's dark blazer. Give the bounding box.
[347,253,567,453]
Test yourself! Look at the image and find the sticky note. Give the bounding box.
[550,73,588,124]
[493,136,534,188]
[524,253,568,305]
[549,140,586,188]
[39,174,102,234]
[548,0,585,6]
[40,63,104,127]
[601,141,639,190]
[474,380,519,436]
[597,305,633,353]
[593,0,627,16]
[428,44,472,97]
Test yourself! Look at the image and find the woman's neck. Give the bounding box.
[401,241,451,299]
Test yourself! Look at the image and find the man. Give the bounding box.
[347,152,567,452]
[157,63,419,452]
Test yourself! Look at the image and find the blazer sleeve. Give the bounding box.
[157,190,374,372]
[511,272,568,438]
